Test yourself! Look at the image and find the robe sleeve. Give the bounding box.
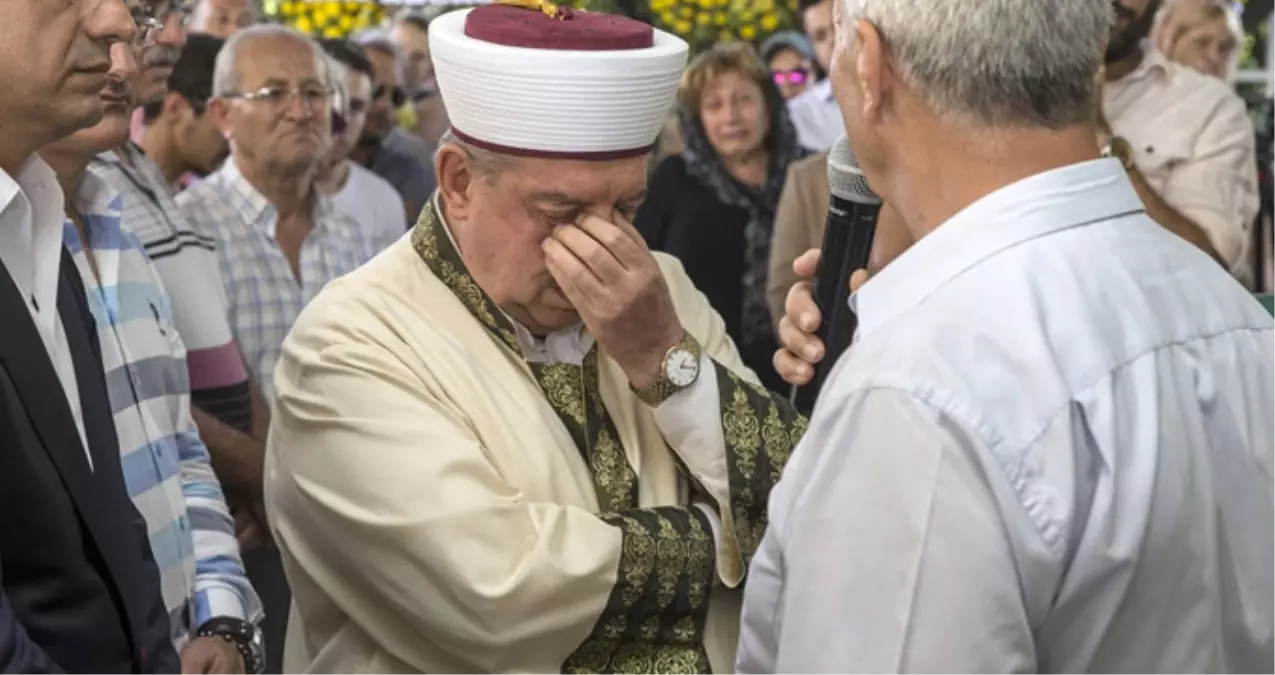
[650,254,810,586]
[268,337,718,673]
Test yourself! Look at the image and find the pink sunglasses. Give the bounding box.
[773,68,810,86]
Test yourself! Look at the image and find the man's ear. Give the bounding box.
[435,144,477,221]
[162,92,190,122]
[208,98,234,141]
[854,17,890,124]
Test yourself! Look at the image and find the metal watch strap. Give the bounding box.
[195,617,263,674]
[633,332,702,406]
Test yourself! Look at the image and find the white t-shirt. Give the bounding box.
[332,162,409,253]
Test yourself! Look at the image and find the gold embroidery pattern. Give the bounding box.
[715,363,806,567]
[412,202,637,513]
[534,362,588,427]
[563,508,715,674]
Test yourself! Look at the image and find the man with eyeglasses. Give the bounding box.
[0,0,179,670]
[176,24,380,412]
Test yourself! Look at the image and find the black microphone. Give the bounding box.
[791,136,881,414]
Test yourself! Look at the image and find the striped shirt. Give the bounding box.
[63,167,262,649]
[91,146,255,434]
[177,158,380,406]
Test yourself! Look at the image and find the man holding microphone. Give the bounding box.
[740,0,1274,671]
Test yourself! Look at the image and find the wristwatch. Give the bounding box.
[1101,135,1137,172]
[633,332,702,406]
[195,617,265,674]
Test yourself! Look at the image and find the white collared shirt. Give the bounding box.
[0,155,90,465]
[1105,48,1260,279]
[787,79,843,152]
[737,159,1274,673]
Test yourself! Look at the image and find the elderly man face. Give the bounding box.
[212,31,332,177]
[0,0,136,159]
[438,142,651,335]
[189,0,254,38]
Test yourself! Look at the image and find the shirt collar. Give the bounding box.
[1120,44,1172,84]
[852,158,1145,339]
[71,165,122,220]
[216,155,335,236]
[0,154,69,312]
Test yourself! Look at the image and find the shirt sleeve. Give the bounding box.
[648,254,809,587]
[745,386,1036,673]
[148,261,263,630]
[1159,91,1260,270]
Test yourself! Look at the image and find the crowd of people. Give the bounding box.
[0,0,1270,671]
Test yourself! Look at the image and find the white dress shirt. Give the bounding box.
[0,155,90,464]
[737,159,1274,673]
[787,79,843,152]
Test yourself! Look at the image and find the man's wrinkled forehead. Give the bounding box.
[235,36,326,86]
[512,155,652,209]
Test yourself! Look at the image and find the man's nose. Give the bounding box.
[83,0,137,45]
[157,11,187,49]
[110,41,139,80]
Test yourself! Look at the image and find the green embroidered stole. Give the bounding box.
[410,203,640,512]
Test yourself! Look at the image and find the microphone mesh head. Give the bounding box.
[827,135,880,204]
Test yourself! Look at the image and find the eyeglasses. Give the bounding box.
[128,0,192,46]
[773,68,810,86]
[225,84,334,109]
[374,84,406,108]
[133,15,164,47]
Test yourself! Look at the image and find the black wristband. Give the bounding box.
[195,617,264,674]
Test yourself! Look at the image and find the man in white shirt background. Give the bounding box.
[317,39,409,251]
[741,0,1274,671]
[786,0,844,150]
[1101,0,1260,281]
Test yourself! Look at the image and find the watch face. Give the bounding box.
[665,347,699,387]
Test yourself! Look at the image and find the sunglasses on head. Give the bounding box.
[773,68,810,86]
[374,84,406,108]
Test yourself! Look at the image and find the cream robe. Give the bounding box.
[266,227,801,673]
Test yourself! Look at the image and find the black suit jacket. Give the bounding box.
[0,250,179,673]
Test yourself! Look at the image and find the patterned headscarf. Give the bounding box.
[677,73,810,350]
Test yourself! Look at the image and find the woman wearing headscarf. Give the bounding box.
[636,41,810,394]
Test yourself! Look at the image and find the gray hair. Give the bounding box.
[842,0,1111,128]
[437,129,516,179]
[212,24,329,98]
